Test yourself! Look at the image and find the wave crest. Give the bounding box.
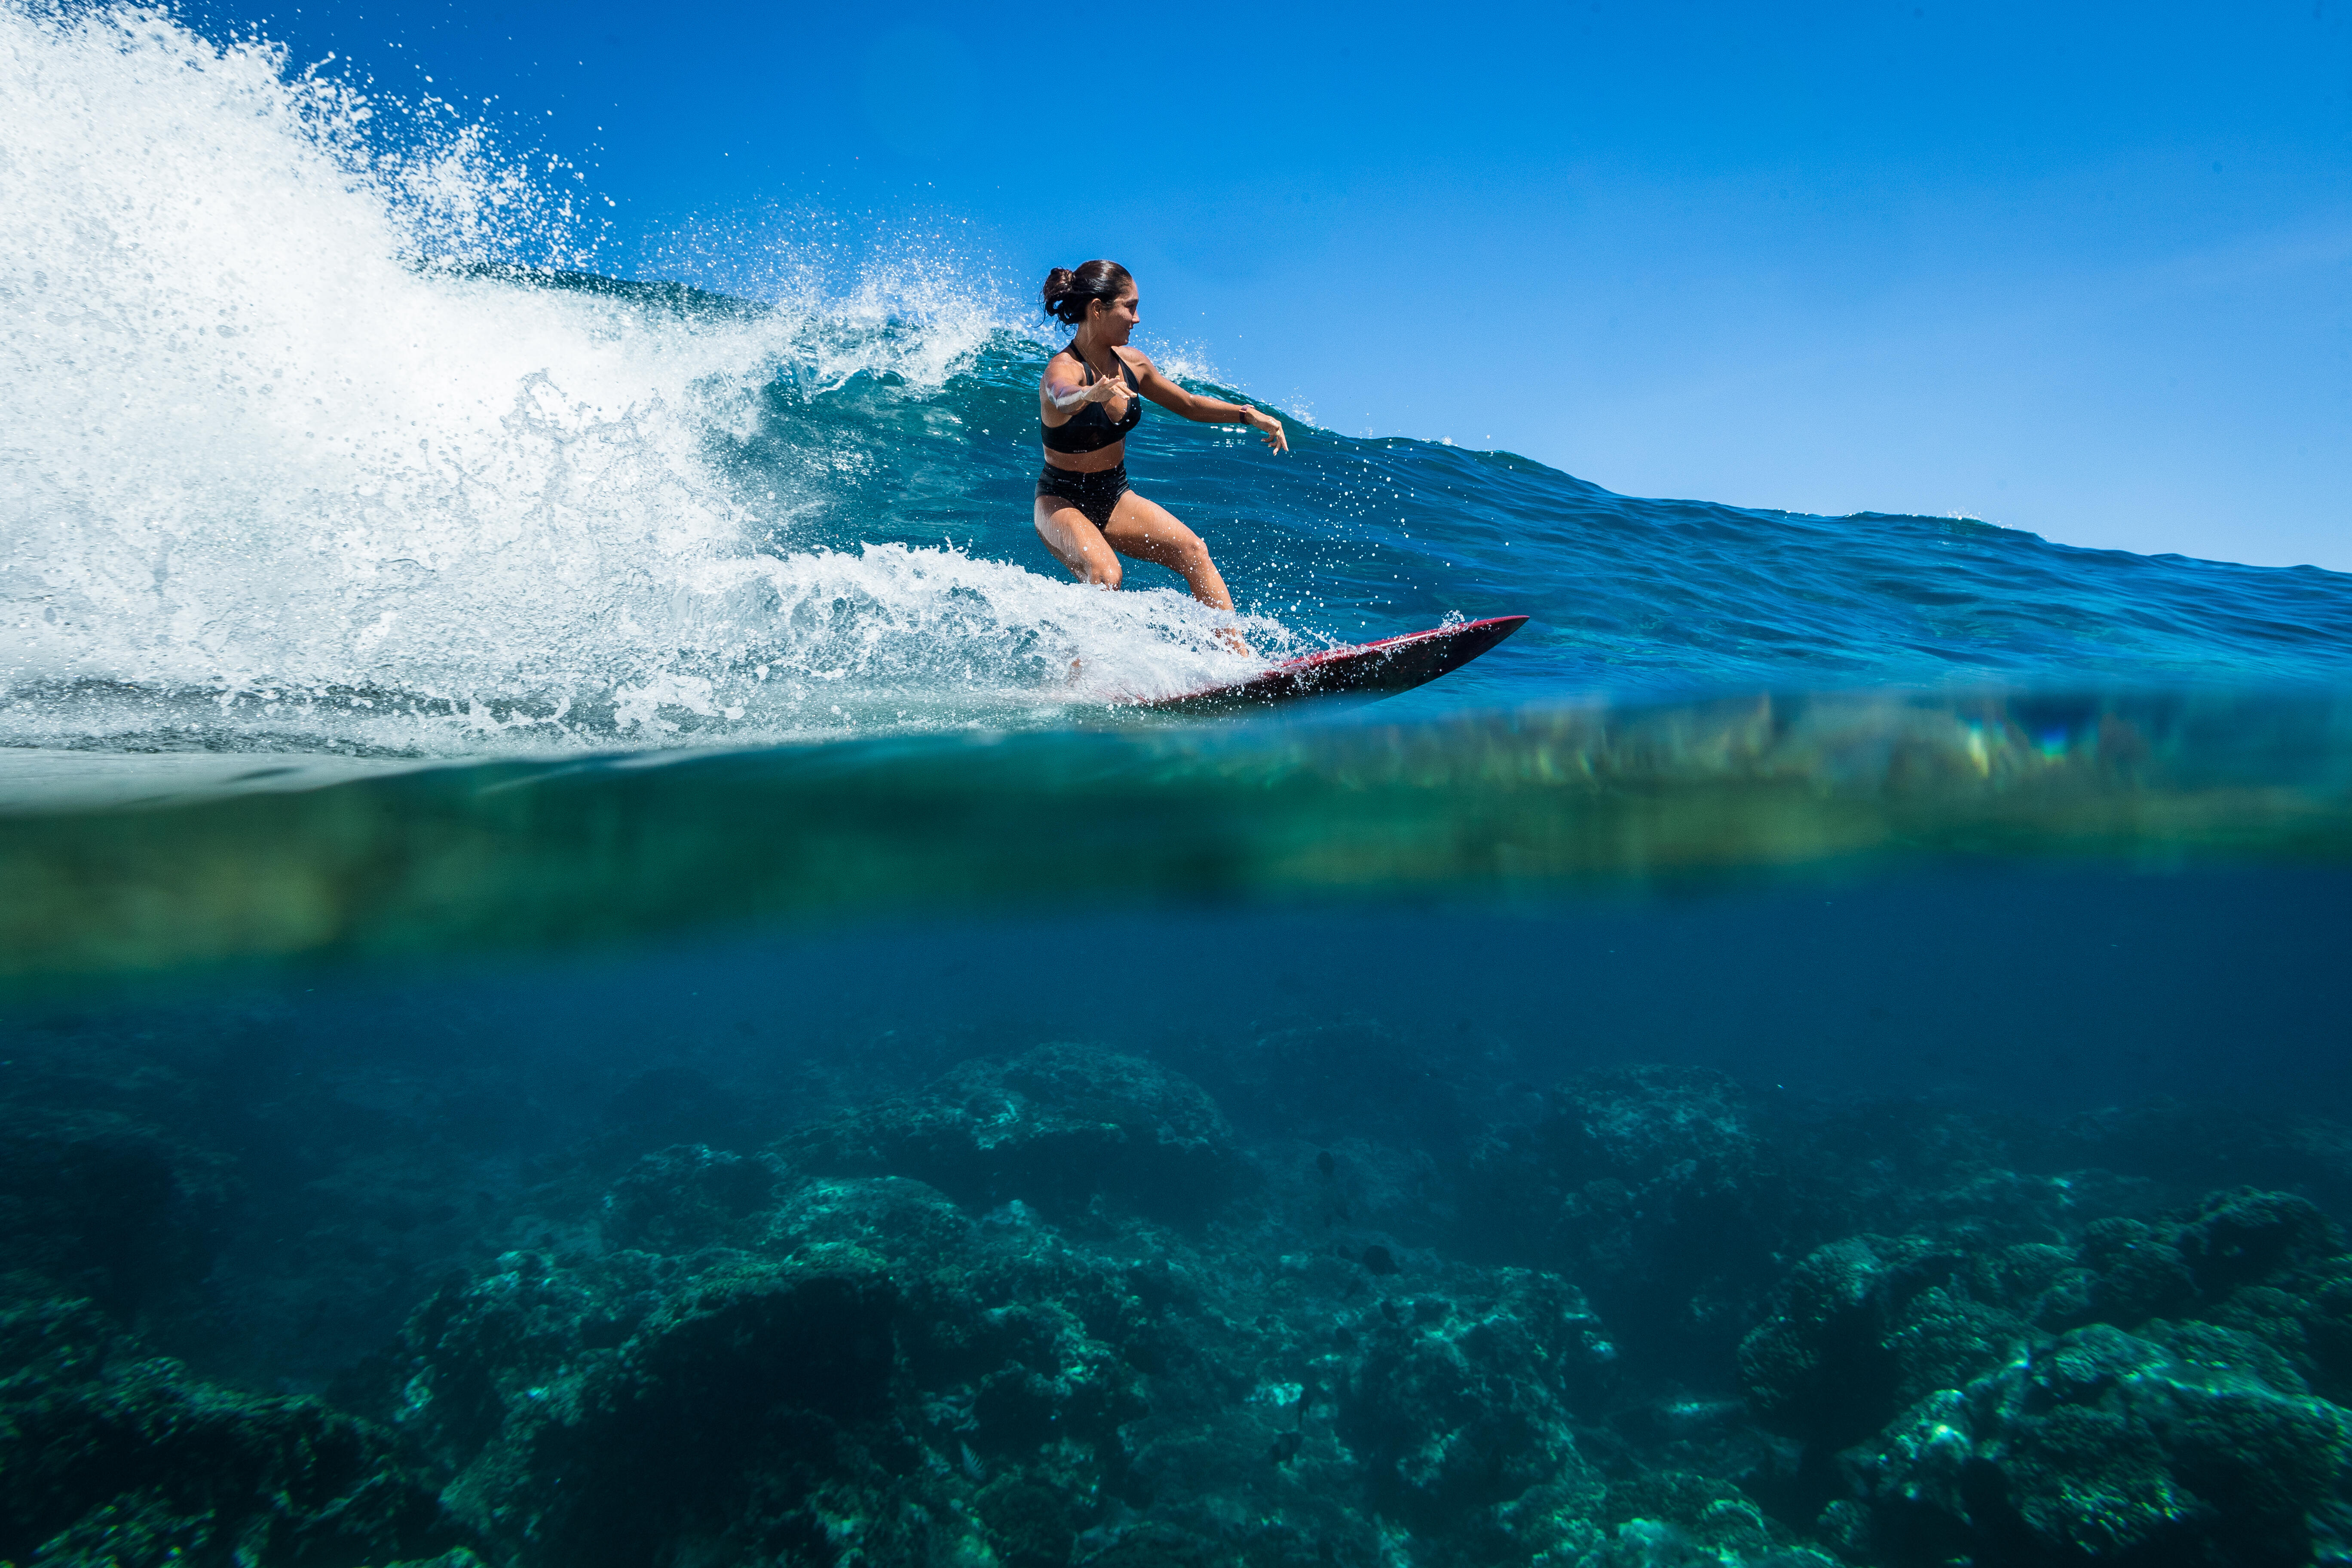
[0,2,1271,755]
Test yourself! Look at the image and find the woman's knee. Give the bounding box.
[1171,534,1214,576]
[1087,552,1122,590]
[1130,516,1210,569]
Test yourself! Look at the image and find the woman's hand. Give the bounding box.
[1244,407,1288,455]
[1044,355,1131,412]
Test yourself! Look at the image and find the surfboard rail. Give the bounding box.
[1133,614,1528,714]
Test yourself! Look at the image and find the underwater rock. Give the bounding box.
[1781,1236,2116,1430]
[2175,1185,2344,1295]
[1553,1469,1844,1568]
[392,1174,1157,1567]
[1470,1066,1790,1371]
[1740,1190,2352,1459]
[393,1244,680,1475]
[1550,1514,1840,1568]
[1337,1269,1613,1550]
[2068,1188,2346,1349]
[1738,1188,2352,1565]
[61,992,2352,1568]
[1852,1318,2352,1565]
[2076,1215,2201,1325]
[395,1136,1654,1568]
[900,1245,1148,1463]
[395,1179,977,1477]
[408,1243,930,1565]
[2205,1264,2352,1407]
[0,1294,452,1567]
[514,1255,910,1567]
[774,1044,1240,1223]
[598,1142,788,1253]
[1737,1235,1981,1453]
[1596,1471,1831,1564]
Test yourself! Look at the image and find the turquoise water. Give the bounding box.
[14,268,2348,756]
[6,6,2352,1567]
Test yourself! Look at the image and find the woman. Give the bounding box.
[1034,261,1286,643]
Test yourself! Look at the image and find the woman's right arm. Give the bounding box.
[1041,356,1126,415]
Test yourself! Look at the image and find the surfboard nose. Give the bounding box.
[1136,612,1530,713]
[1459,615,1530,650]
[1344,615,1528,694]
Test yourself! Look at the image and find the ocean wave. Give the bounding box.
[5,1,2352,764]
[0,2,1289,754]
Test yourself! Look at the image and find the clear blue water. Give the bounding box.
[735,310,2352,707]
[10,261,2351,756]
[7,8,2352,1567]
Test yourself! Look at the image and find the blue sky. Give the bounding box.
[240,0,2350,570]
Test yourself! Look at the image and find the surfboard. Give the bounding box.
[1135,615,1528,715]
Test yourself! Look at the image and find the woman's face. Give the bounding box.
[1095,288,1140,343]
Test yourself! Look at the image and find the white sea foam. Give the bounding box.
[0,2,1258,757]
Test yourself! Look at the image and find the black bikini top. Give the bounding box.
[1040,341,1142,454]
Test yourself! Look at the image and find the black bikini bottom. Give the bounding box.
[1036,463,1130,528]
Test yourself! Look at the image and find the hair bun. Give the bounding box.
[1040,260,1132,325]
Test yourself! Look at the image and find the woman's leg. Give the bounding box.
[1033,496,1121,590]
[1101,490,1249,653]
[1099,489,1233,612]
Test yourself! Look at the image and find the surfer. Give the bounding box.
[1035,260,1285,647]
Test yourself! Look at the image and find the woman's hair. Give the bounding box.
[1041,260,1134,325]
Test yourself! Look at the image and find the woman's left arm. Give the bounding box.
[1133,353,1288,454]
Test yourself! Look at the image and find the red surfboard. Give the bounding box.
[1134,615,1528,714]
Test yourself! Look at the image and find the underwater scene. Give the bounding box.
[7,5,2352,1568]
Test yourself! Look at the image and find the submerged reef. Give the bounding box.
[0,1296,452,1566]
[9,1029,2352,1565]
[1743,1188,2352,1565]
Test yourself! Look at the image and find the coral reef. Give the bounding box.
[1743,1189,2352,1565]
[1467,1066,1793,1371]
[11,1022,2352,1567]
[774,1044,1242,1224]
[0,1296,451,1566]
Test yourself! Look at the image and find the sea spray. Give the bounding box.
[0,1,1270,756]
